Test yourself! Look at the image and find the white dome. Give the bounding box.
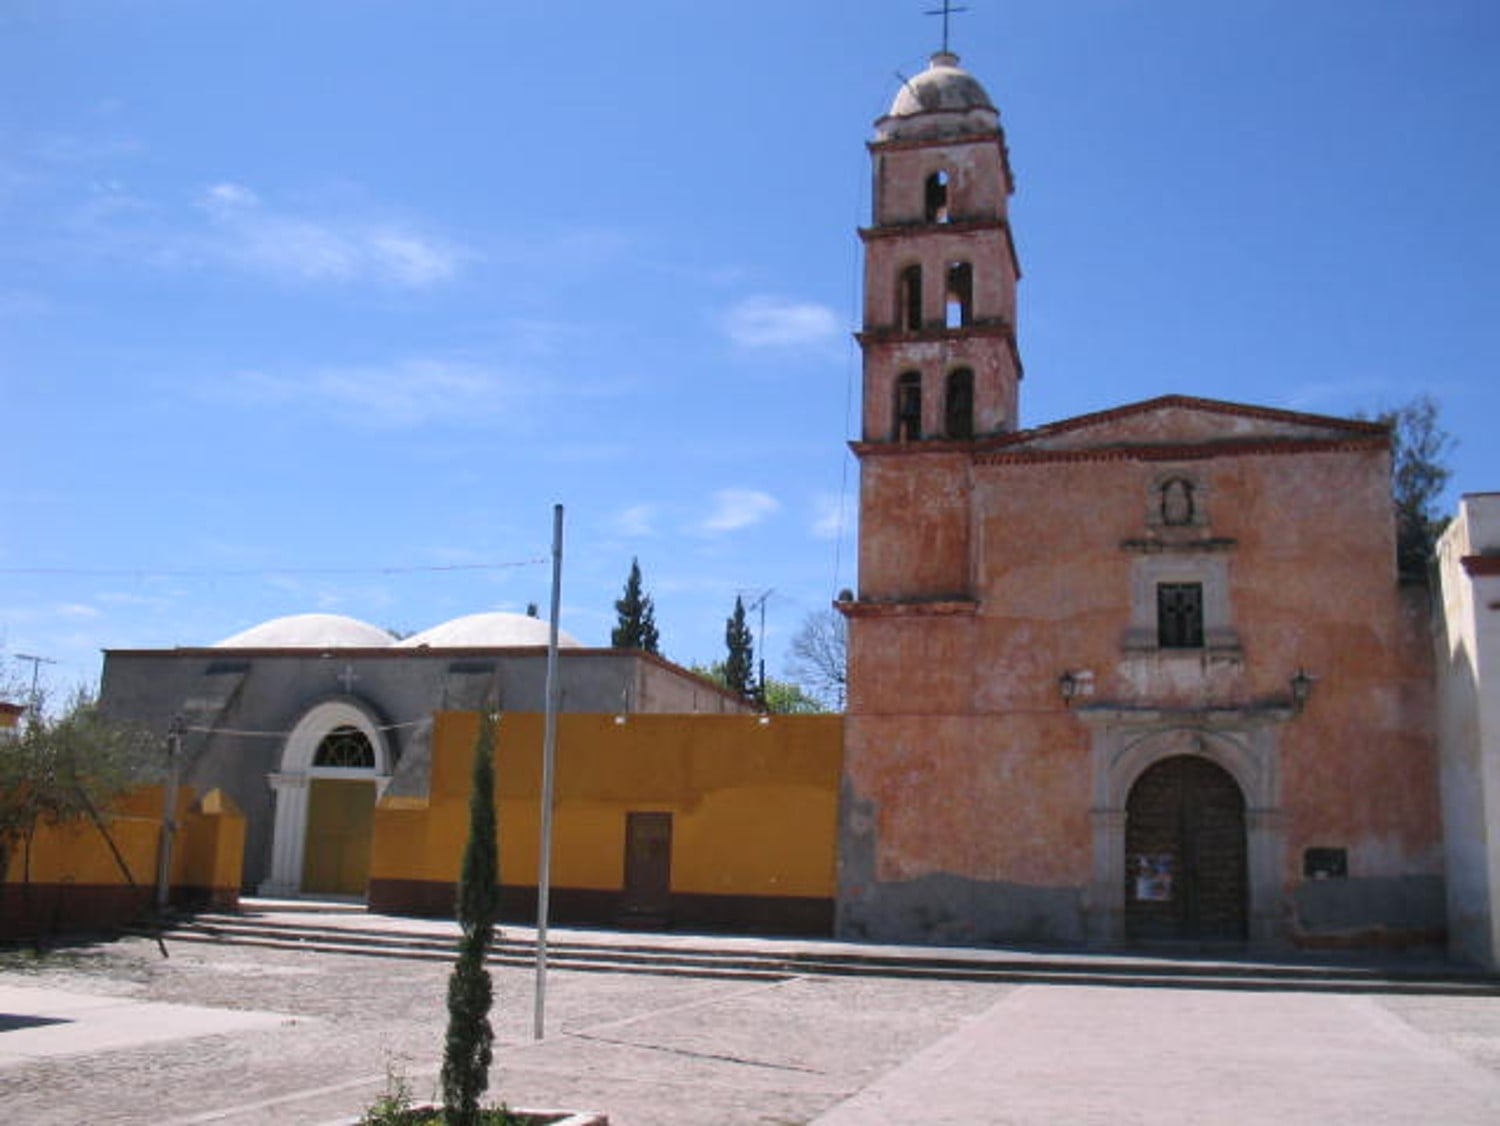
[215,613,395,649]
[397,612,582,649]
[878,52,999,143]
[889,52,994,116]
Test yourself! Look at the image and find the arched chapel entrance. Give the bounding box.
[302,726,379,895]
[1124,755,1247,942]
[1084,721,1286,946]
[262,700,391,898]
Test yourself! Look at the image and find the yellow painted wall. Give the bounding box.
[370,711,843,900]
[181,788,247,898]
[1,785,246,937]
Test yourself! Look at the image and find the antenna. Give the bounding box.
[740,588,775,704]
[925,0,969,54]
[14,652,58,713]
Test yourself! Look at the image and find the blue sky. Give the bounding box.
[4,1,1498,699]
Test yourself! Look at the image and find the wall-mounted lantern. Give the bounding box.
[1058,669,1094,706]
[1290,667,1316,711]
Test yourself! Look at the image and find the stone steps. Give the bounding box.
[131,909,1500,997]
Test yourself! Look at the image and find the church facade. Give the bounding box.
[836,52,1444,949]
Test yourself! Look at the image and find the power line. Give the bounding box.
[0,558,547,579]
[184,717,427,739]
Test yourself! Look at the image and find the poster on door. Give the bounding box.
[1132,853,1174,902]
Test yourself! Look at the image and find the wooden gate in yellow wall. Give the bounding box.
[302,779,376,896]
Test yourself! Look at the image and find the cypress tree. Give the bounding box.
[611,558,661,654]
[441,713,500,1125]
[724,595,756,699]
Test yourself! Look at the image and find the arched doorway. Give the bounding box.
[262,700,390,898]
[1125,755,1247,942]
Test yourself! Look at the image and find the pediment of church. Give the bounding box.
[996,395,1384,455]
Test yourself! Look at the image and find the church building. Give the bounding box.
[836,52,1444,949]
[99,612,749,899]
[79,44,1493,961]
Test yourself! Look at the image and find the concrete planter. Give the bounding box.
[337,1108,607,1125]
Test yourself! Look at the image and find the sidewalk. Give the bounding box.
[811,983,1500,1125]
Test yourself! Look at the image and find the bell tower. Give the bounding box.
[853,51,1021,602]
[860,50,1021,445]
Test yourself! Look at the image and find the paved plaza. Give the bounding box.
[3,928,1500,1124]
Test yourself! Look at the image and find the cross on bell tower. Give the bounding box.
[925,1,969,54]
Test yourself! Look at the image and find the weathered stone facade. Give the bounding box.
[838,53,1444,950]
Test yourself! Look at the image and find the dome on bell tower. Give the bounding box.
[877,52,999,143]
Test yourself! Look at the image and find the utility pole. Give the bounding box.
[535,503,564,1040]
[14,653,57,719]
[155,714,185,912]
[742,589,774,706]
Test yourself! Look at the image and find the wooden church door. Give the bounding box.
[1125,755,1248,942]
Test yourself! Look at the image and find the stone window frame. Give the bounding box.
[1123,554,1241,657]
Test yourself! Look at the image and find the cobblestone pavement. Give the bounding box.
[4,937,1500,1125]
[0,936,1003,1124]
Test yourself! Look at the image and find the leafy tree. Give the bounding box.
[0,690,156,887]
[786,608,848,711]
[1366,396,1455,581]
[441,714,500,1126]
[762,678,828,715]
[723,596,756,699]
[611,558,661,654]
[690,664,825,715]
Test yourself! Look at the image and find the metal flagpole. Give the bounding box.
[534,504,564,1040]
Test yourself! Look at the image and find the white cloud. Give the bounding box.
[722,295,842,350]
[810,491,855,542]
[613,504,658,537]
[193,181,469,288]
[700,488,780,533]
[218,357,526,430]
[369,229,460,287]
[202,182,259,210]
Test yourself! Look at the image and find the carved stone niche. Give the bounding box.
[1148,471,1208,531]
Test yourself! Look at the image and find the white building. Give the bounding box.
[1436,493,1500,967]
